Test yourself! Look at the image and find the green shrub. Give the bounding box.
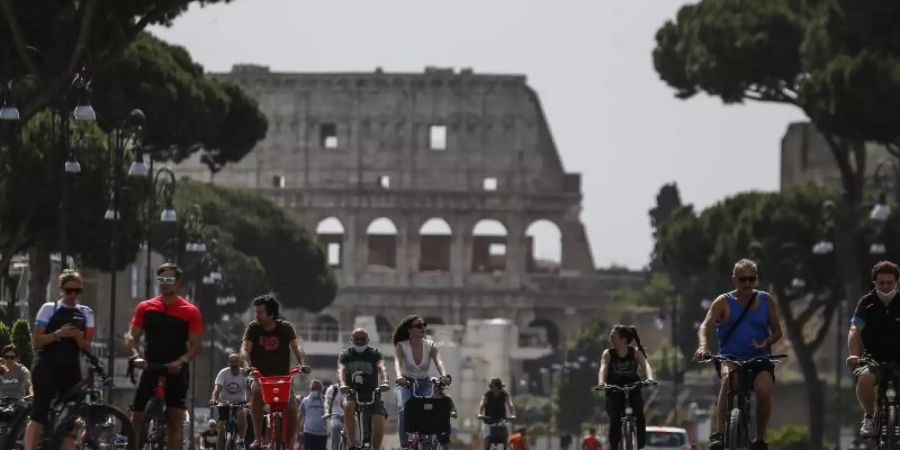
[11,319,33,368]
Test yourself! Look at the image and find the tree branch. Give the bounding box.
[66,0,99,76]
[886,142,900,159]
[808,300,839,350]
[795,297,825,328]
[0,0,40,75]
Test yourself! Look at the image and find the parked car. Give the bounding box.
[645,426,692,450]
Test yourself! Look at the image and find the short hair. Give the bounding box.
[732,259,758,276]
[1,344,16,356]
[58,269,82,287]
[253,294,280,319]
[872,261,900,281]
[588,428,596,434]
[156,262,183,279]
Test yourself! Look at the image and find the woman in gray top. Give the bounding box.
[0,344,32,398]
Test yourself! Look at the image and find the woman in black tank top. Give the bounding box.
[597,325,656,450]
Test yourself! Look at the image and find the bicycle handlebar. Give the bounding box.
[249,365,310,378]
[478,415,515,424]
[80,350,109,385]
[594,380,657,392]
[698,354,788,366]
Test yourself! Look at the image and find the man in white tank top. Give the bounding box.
[393,316,451,449]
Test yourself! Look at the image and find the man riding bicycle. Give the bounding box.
[694,259,783,450]
[126,263,204,450]
[210,353,249,450]
[847,260,900,437]
[338,328,390,450]
[241,295,307,450]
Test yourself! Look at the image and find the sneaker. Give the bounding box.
[860,415,877,437]
[751,440,768,450]
[709,433,724,450]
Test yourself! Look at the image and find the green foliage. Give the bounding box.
[11,319,33,368]
[0,322,11,350]
[512,395,552,427]
[169,181,337,316]
[768,425,823,450]
[555,318,609,435]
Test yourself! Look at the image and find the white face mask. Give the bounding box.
[877,288,896,303]
[352,344,368,353]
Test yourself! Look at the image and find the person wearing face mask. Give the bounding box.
[848,260,900,438]
[299,380,329,450]
[210,353,248,450]
[338,328,390,450]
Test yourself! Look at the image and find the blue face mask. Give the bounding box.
[352,344,368,353]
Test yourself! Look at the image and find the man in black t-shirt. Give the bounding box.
[338,328,389,450]
[241,295,306,450]
[479,378,516,450]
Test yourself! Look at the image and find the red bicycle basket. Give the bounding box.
[258,375,293,406]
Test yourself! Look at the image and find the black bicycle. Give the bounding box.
[4,351,134,450]
[325,381,389,450]
[701,354,787,450]
[855,357,900,449]
[127,357,185,450]
[0,396,31,447]
[403,378,452,450]
[477,416,514,450]
[211,401,247,450]
[594,380,657,450]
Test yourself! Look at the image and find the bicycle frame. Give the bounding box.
[252,366,302,449]
[213,402,247,448]
[597,381,655,450]
[332,386,381,449]
[478,417,511,450]
[404,377,450,450]
[856,358,900,448]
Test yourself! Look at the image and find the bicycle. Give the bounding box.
[324,382,389,450]
[594,380,657,450]
[855,356,900,449]
[477,416,514,450]
[127,357,185,450]
[402,377,452,450]
[211,402,248,450]
[251,365,308,450]
[0,395,32,446]
[700,354,787,450]
[5,351,135,450]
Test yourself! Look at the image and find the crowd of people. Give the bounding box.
[6,256,899,450]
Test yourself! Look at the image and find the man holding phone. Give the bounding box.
[23,270,94,450]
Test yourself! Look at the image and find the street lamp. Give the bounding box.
[137,167,177,299]
[103,108,145,402]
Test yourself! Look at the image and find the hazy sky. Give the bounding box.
[151,0,806,269]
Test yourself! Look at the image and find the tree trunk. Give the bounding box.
[776,294,825,450]
[26,245,51,318]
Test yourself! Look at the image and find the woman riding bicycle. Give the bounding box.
[393,315,451,450]
[597,325,655,450]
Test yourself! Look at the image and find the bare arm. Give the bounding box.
[241,340,253,368]
[697,296,725,354]
[183,333,203,363]
[394,343,404,380]
[849,325,864,358]
[211,384,223,403]
[75,327,94,351]
[338,362,348,386]
[290,338,306,366]
[506,393,516,416]
[377,359,389,384]
[125,326,144,359]
[765,294,784,347]
[597,349,610,385]
[431,345,447,377]
[478,395,486,415]
[23,369,32,396]
[635,349,655,381]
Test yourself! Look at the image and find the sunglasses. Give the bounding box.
[156,276,178,285]
[737,276,758,283]
[2,355,15,360]
[64,287,83,295]
[412,323,427,329]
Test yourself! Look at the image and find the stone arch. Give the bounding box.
[524,318,560,349]
[375,315,393,344]
[419,218,453,272]
[316,217,345,268]
[312,314,340,342]
[525,219,562,273]
[366,217,398,269]
[471,219,508,273]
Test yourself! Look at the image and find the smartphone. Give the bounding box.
[70,316,86,330]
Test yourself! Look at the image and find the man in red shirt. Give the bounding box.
[583,428,601,450]
[509,427,528,450]
[126,263,204,450]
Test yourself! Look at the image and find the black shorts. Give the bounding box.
[343,392,388,418]
[714,359,776,388]
[132,366,190,411]
[30,356,82,424]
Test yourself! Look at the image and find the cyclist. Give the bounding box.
[210,353,248,450]
[508,427,527,450]
[597,325,655,450]
[0,344,32,398]
[200,420,219,450]
[299,379,328,450]
[339,328,390,450]
[24,269,94,450]
[241,294,307,450]
[478,378,516,450]
[393,315,451,450]
[847,260,900,437]
[324,382,345,450]
[582,428,600,450]
[694,258,783,450]
[127,263,204,450]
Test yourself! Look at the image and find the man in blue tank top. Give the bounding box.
[694,259,783,450]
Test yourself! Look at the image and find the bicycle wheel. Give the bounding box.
[3,405,30,450]
[727,408,742,450]
[622,420,636,450]
[50,404,135,450]
[272,412,283,450]
[887,404,897,450]
[138,399,166,450]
